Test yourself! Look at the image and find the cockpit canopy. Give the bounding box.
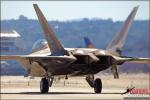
[31,39,48,53]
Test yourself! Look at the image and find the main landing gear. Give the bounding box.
[40,77,53,93]
[40,75,102,94]
[86,75,102,93]
[94,78,102,93]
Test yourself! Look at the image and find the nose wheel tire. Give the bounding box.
[94,78,102,93]
[40,78,49,93]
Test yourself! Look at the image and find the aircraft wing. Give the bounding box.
[114,56,150,64]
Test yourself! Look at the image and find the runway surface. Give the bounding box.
[1,75,149,100]
[1,87,127,99]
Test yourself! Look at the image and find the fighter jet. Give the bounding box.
[1,4,150,93]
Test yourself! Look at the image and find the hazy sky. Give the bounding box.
[1,1,149,21]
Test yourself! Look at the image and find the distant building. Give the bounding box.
[0,30,23,55]
[0,30,27,75]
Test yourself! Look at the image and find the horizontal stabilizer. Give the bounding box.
[1,55,76,64]
[33,4,68,56]
[1,55,76,77]
[114,56,150,64]
[0,55,31,71]
[0,55,22,61]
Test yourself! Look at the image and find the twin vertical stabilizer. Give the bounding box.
[33,4,68,55]
[106,6,139,55]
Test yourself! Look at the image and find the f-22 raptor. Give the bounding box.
[1,4,150,93]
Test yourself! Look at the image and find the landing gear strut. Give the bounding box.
[86,74,94,87]
[86,75,102,93]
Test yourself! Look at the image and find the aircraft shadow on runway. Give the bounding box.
[0,92,126,95]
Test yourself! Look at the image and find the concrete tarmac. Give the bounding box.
[1,87,126,100]
[1,75,149,100]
